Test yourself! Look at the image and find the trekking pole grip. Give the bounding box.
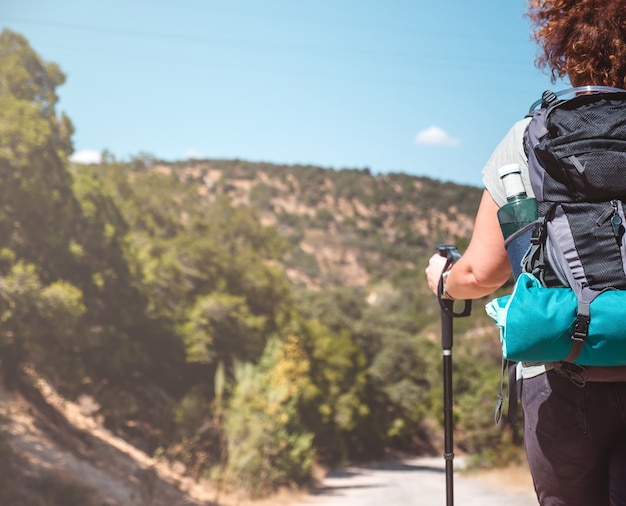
[435,244,472,318]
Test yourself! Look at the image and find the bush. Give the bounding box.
[222,336,315,497]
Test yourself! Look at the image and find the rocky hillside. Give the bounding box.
[157,159,482,289]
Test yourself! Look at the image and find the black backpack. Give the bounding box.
[521,87,626,363]
[494,87,626,423]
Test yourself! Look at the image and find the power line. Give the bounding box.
[0,15,529,73]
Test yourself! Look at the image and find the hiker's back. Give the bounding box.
[487,87,626,367]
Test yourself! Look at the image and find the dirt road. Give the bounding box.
[300,457,538,506]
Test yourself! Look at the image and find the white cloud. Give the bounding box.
[186,148,203,160]
[70,149,102,164]
[415,126,460,146]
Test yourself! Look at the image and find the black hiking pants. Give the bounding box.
[522,369,626,506]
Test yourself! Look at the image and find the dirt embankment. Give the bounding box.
[0,367,299,506]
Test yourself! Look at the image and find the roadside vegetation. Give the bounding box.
[0,28,521,503]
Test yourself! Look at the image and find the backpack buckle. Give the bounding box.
[573,313,590,341]
[530,222,543,244]
[541,90,558,108]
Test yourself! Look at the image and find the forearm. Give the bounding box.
[426,190,512,300]
[443,256,510,300]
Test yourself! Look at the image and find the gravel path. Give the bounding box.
[300,457,538,506]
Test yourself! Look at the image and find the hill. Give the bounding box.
[157,158,481,288]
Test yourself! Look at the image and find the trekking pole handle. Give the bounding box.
[437,244,462,264]
[435,244,472,318]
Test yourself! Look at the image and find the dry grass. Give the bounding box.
[230,489,306,506]
[468,461,535,495]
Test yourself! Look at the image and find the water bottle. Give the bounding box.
[497,163,538,278]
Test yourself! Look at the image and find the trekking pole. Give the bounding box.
[436,244,472,506]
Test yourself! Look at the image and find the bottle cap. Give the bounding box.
[498,163,521,179]
[498,163,526,199]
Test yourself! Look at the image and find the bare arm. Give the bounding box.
[425,189,511,299]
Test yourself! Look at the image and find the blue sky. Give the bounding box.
[2,1,568,187]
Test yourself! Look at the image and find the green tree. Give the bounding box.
[0,29,78,283]
[295,318,371,463]
[181,292,266,367]
[223,336,315,497]
[0,31,182,443]
[0,257,85,388]
[368,330,437,441]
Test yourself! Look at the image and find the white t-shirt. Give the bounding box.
[481,116,549,379]
[481,117,533,205]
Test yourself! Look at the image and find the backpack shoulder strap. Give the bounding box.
[523,109,549,203]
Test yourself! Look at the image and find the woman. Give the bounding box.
[425,1,626,505]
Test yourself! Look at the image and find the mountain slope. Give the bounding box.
[159,159,482,288]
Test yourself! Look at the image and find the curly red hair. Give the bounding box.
[527,0,626,87]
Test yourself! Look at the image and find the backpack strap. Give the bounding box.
[523,203,601,364]
[522,203,559,285]
[545,205,602,363]
[494,359,521,425]
[563,300,591,363]
[522,218,548,286]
